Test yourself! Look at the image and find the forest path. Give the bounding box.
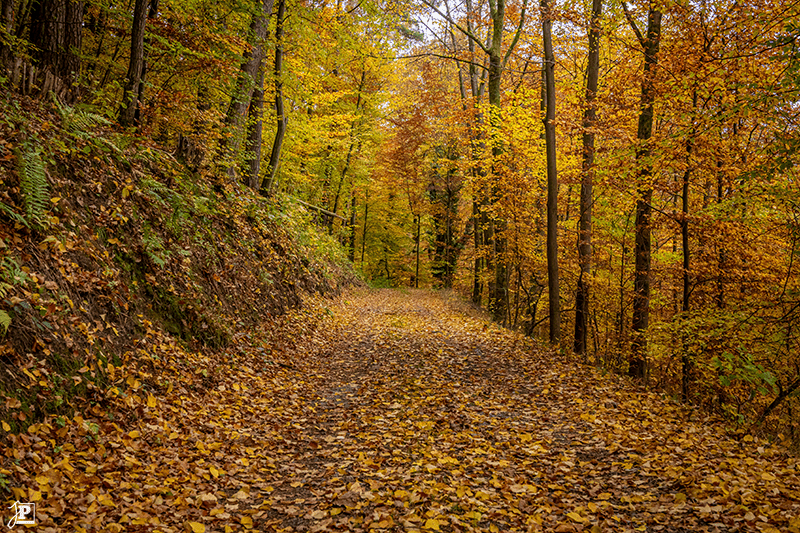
[257,289,800,533]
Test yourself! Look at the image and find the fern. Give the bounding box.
[51,94,120,153]
[15,141,48,228]
[0,310,10,337]
[0,201,26,227]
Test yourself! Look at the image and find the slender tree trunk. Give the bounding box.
[472,198,484,304]
[245,66,266,189]
[415,214,421,288]
[220,0,273,175]
[328,68,367,231]
[119,0,148,126]
[262,0,286,196]
[361,192,369,264]
[0,0,13,71]
[487,6,506,323]
[348,192,357,262]
[626,1,662,379]
[575,0,602,355]
[542,0,561,345]
[680,88,698,401]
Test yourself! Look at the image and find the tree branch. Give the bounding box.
[503,0,528,67]
[621,1,646,48]
[419,0,491,55]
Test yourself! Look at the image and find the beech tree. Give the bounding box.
[220,0,274,180]
[624,0,662,379]
[119,0,150,126]
[574,0,602,355]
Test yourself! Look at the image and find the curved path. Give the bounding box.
[255,289,799,533]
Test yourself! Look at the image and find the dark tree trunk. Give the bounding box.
[626,1,662,379]
[680,89,698,402]
[361,192,369,264]
[29,0,83,99]
[0,0,16,73]
[487,47,506,323]
[542,0,561,345]
[348,191,357,262]
[414,214,421,288]
[574,0,602,355]
[221,0,273,175]
[119,0,148,126]
[472,198,484,305]
[262,0,286,196]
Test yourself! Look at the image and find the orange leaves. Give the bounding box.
[3,288,800,532]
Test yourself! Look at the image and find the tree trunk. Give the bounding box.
[361,192,369,264]
[245,65,266,189]
[0,0,13,71]
[414,214,421,288]
[487,3,507,323]
[542,0,561,345]
[348,191,357,262]
[221,0,273,176]
[29,0,83,100]
[680,89,697,402]
[119,0,148,126]
[575,0,602,355]
[627,1,662,379]
[328,67,367,232]
[472,198,484,305]
[262,0,286,196]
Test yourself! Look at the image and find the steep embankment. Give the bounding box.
[0,94,357,434]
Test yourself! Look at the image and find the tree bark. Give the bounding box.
[0,0,13,71]
[575,0,602,355]
[627,1,662,379]
[680,89,697,402]
[29,0,83,100]
[348,191,357,262]
[542,0,561,345]
[221,0,273,176]
[262,0,286,196]
[119,0,148,126]
[245,65,266,189]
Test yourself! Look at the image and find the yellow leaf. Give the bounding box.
[241,516,253,529]
[567,512,586,523]
[209,466,220,478]
[1,421,10,432]
[147,395,157,408]
[185,522,205,533]
[674,493,687,503]
[761,472,776,481]
[424,518,441,530]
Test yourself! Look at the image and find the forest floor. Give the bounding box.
[4,289,800,532]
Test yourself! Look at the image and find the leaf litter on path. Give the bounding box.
[2,289,799,532]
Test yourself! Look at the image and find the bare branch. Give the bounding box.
[621,1,646,48]
[503,0,529,67]
[419,0,491,55]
